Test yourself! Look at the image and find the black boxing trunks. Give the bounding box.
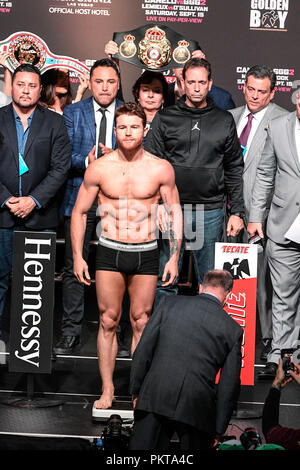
[96,236,159,276]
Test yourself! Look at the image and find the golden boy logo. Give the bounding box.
[249,0,289,31]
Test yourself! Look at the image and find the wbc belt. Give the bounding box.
[0,31,90,76]
[113,23,201,72]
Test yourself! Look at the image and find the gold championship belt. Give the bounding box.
[173,40,191,64]
[119,34,137,59]
[138,26,171,70]
[113,23,201,72]
[0,31,90,76]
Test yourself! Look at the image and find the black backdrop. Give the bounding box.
[0,0,298,110]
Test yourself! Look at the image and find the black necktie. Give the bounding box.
[97,108,107,157]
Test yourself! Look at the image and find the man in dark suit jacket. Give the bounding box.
[0,64,71,337]
[54,58,123,355]
[129,269,243,450]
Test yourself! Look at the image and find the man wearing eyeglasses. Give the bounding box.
[229,65,288,373]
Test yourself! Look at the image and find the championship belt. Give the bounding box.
[113,24,201,71]
[0,31,90,76]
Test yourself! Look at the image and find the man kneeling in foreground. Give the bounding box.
[129,269,243,450]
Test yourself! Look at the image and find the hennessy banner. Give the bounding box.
[215,242,258,386]
[113,23,201,71]
[9,231,56,374]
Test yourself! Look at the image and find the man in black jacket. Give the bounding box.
[0,64,71,338]
[129,269,243,450]
[145,58,244,307]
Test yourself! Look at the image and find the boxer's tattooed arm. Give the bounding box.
[169,219,178,256]
[162,191,178,257]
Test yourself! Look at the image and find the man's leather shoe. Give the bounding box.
[53,336,80,355]
[260,338,272,361]
[258,362,277,380]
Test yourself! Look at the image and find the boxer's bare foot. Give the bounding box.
[93,391,116,409]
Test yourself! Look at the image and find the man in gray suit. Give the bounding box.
[229,65,288,362]
[247,95,300,379]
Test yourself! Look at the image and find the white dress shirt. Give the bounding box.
[93,98,115,151]
[237,105,268,160]
[85,99,116,167]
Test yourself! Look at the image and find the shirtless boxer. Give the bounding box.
[70,102,182,409]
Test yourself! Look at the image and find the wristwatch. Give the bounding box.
[231,212,245,219]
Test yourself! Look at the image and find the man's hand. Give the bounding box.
[132,395,138,409]
[73,257,91,286]
[211,434,222,449]
[104,40,119,57]
[88,144,113,164]
[191,49,206,60]
[74,73,89,102]
[290,363,300,386]
[226,215,244,237]
[0,52,9,68]
[162,258,178,286]
[273,359,293,389]
[6,196,36,218]
[247,222,264,239]
[5,196,18,208]
[99,142,113,155]
[88,145,97,164]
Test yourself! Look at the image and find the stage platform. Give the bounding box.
[0,273,299,452]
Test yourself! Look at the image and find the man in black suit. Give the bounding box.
[129,269,243,450]
[0,64,71,338]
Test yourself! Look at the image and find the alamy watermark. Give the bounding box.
[95,201,205,250]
